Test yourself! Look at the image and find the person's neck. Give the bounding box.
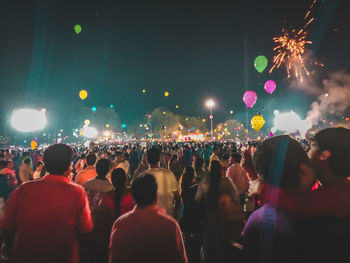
[150,164,159,169]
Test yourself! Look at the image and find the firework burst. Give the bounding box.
[270,0,319,82]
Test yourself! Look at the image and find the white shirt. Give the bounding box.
[143,168,178,216]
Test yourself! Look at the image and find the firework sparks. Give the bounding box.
[270,0,319,82]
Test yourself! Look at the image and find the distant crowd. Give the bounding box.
[1,127,350,263]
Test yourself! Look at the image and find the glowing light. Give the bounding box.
[106,124,110,128]
[164,91,169,97]
[122,123,126,129]
[103,131,111,137]
[273,110,309,136]
[79,90,88,100]
[202,118,206,122]
[82,126,98,138]
[176,105,179,109]
[110,104,114,108]
[142,89,146,94]
[206,99,215,108]
[163,112,166,115]
[11,108,47,132]
[92,106,97,112]
[84,119,90,126]
[31,141,37,150]
[230,110,234,114]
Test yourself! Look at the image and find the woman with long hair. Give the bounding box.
[179,166,203,263]
[196,160,245,263]
[91,168,134,263]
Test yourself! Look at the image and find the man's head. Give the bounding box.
[86,153,97,166]
[131,174,157,207]
[308,127,350,183]
[147,147,160,166]
[96,158,110,177]
[24,158,31,165]
[230,152,242,164]
[44,144,72,175]
[213,146,219,155]
[253,135,314,192]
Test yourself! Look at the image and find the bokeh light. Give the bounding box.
[11,108,47,132]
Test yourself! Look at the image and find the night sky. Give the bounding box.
[1,0,350,134]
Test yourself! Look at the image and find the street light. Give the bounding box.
[206,99,215,139]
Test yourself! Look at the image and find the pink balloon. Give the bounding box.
[243,90,257,108]
[264,80,276,94]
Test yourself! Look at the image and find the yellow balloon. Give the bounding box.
[106,124,110,128]
[251,115,265,131]
[31,141,37,150]
[142,89,146,94]
[79,90,88,100]
[84,119,90,126]
[164,91,169,97]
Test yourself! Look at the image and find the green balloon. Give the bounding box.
[74,24,82,34]
[254,55,268,73]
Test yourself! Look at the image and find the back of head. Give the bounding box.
[44,144,72,175]
[181,166,195,191]
[147,147,160,165]
[86,153,97,166]
[230,152,242,164]
[96,158,110,177]
[313,127,350,178]
[131,174,157,207]
[24,158,31,165]
[111,168,127,190]
[195,156,204,170]
[209,160,221,178]
[253,135,308,190]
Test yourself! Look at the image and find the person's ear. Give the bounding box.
[319,150,331,161]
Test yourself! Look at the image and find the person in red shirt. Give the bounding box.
[109,174,188,263]
[0,144,93,263]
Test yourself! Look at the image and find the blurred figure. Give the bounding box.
[109,174,188,263]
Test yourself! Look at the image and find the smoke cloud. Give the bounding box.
[306,71,350,126]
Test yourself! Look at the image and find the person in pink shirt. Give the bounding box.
[109,174,188,263]
[1,144,93,263]
[226,152,250,206]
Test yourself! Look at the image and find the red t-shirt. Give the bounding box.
[1,175,93,263]
[99,190,135,219]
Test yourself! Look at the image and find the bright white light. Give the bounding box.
[103,131,111,137]
[82,126,98,138]
[273,110,309,137]
[11,108,47,132]
[206,99,215,108]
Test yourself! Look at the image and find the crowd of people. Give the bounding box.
[0,127,350,263]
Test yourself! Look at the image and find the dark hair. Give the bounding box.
[194,157,204,171]
[222,153,230,161]
[111,168,127,218]
[96,158,110,177]
[36,161,44,167]
[253,135,308,190]
[131,174,157,207]
[123,153,129,161]
[147,147,160,165]
[24,158,31,164]
[44,144,72,175]
[181,166,195,197]
[86,153,97,166]
[230,152,242,163]
[208,160,222,211]
[313,127,350,178]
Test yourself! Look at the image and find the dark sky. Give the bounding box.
[1,0,350,133]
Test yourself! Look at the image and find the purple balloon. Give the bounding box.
[243,90,258,109]
[264,80,276,94]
